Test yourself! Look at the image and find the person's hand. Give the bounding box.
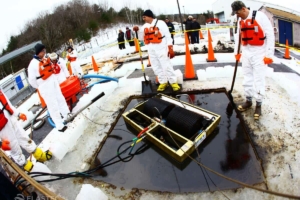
[235,54,241,62]
[19,113,27,121]
[168,45,175,59]
[264,57,273,65]
[1,140,11,151]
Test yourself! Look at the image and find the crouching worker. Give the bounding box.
[49,52,70,84]
[142,9,180,92]
[28,43,71,132]
[0,90,52,172]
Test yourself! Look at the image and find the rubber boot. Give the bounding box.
[157,83,168,92]
[254,105,261,120]
[170,83,181,91]
[23,160,34,172]
[237,101,252,112]
[33,148,52,162]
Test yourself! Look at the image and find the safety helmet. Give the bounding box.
[49,52,58,61]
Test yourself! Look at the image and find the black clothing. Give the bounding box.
[117,32,126,50]
[183,19,194,44]
[183,19,193,31]
[166,21,175,45]
[192,21,201,44]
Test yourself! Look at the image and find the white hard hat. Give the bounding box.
[188,15,193,19]
[49,52,58,61]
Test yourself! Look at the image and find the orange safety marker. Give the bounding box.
[283,39,292,60]
[92,56,99,72]
[134,38,139,53]
[208,29,213,42]
[199,30,204,39]
[37,89,46,108]
[206,29,217,62]
[184,33,197,80]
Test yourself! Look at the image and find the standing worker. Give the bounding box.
[117,30,126,50]
[142,9,180,92]
[49,52,70,84]
[232,1,274,120]
[183,16,194,44]
[0,90,52,172]
[28,43,71,132]
[192,18,201,44]
[125,27,135,46]
[165,18,175,45]
[66,46,83,77]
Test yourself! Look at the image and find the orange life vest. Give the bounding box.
[240,11,266,46]
[144,20,165,45]
[0,90,14,130]
[37,57,53,80]
[67,55,77,62]
[52,63,61,74]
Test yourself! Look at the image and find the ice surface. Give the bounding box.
[14,27,300,200]
[75,184,108,200]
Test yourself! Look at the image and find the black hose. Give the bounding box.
[31,107,47,130]
[15,138,151,186]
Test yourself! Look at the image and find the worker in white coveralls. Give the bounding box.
[49,52,70,84]
[142,9,180,92]
[66,46,83,77]
[28,43,71,132]
[0,90,52,172]
[232,1,274,120]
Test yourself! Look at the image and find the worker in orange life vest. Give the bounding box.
[49,52,70,84]
[66,46,83,77]
[27,43,71,132]
[142,9,180,92]
[232,1,274,120]
[0,90,52,172]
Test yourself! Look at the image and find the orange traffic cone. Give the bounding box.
[147,56,151,67]
[92,56,99,72]
[134,38,139,53]
[283,39,291,59]
[37,89,46,108]
[208,29,213,42]
[199,30,204,39]
[206,29,217,62]
[184,33,197,80]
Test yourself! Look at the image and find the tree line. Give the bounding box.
[0,0,213,77]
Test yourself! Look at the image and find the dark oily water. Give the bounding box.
[92,93,264,193]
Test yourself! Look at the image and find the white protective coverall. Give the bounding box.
[143,19,177,84]
[54,58,69,84]
[234,10,274,102]
[67,50,83,76]
[28,57,70,130]
[0,92,36,166]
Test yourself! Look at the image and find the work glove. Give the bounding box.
[263,57,273,65]
[235,54,241,62]
[0,139,11,151]
[168,45,175,59]
[19,113,27,121]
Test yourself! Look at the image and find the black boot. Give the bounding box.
[237,101,252,112]
[254,105,261,120]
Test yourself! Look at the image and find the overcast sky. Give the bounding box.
[0,0,299,51]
